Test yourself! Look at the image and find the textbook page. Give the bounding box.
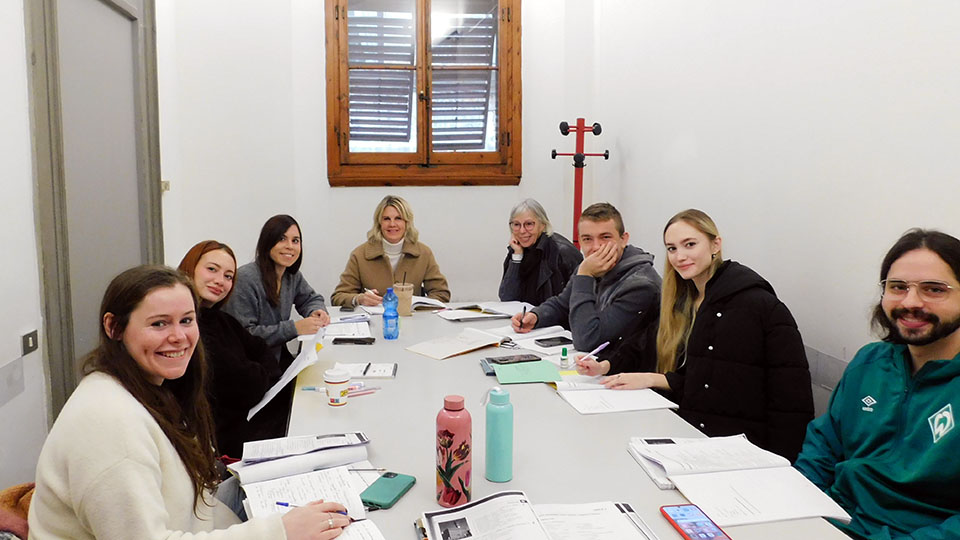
[670,467,851,527]
[535,501,658,540]
[339,520,387,540]
[412,295,447,309]
[485,324,567,341]
[436,309,511,322]
[242,432,369,463]
[422,490,550,540]
[243,466,366,520]
[320,322,373,340]
[557,388,677,414]
[406,328,503,360]
[334,362,398,379]
[555,374,606,391]
[247,340,319,421]
[228,445,368,484]
[632,435,789,476]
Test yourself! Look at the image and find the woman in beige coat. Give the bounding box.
[332,195,451,307]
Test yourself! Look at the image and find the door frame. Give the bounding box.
[23,0,164,418]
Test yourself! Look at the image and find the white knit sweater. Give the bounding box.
[28,372,286,539]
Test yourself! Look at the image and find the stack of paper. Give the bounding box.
[435,301,532,322]
[627,434,786,489]
[406,328,506,360]
[626,435,851,527]
[334,362,398,379]
[557,387,677,415]
[229,433,370,484]
[418,491,657,540]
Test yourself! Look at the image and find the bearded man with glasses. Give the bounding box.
[795,228,960,539]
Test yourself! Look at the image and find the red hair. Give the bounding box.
[177,241,238,309]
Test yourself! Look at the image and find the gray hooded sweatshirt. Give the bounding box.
[531,244,661,353]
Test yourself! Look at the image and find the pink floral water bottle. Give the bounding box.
[436,395,471,507]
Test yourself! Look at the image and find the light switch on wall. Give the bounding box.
[21,330,38,356]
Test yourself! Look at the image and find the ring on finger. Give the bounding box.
[327,517,334,529]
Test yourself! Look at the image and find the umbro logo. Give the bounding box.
[861,395,877,412]
[929,404,955,444]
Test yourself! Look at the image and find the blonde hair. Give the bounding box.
[367,195,419,243]
[656,209,723,373]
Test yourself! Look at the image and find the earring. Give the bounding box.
[711,253,717,260]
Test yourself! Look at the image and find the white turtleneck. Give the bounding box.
[383,238,404,271]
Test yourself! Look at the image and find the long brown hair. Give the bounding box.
[256,214,302,306]
[656,209,724,373]
[82,265,219,511]
[178,240,238,309]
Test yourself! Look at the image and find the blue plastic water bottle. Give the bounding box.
[485,386,513,482]
[382,287,399,340]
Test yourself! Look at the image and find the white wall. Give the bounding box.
[592,1,960,362]
[158,1,960,366]
[0,0,50,486]
[158,0,582,302]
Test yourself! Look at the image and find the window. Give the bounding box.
[325,0,521,186]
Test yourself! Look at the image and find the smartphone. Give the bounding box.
[339,305,356,312]
[360,472,416,510]
[533,336,573,347]
[661,504,732,540]
[486,353,540,365]
[332,336,376,345]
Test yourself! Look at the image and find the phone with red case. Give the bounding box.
[660,504,731,540]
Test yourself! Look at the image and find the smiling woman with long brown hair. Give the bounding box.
[29,265,350,539]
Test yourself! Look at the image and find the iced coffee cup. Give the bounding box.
[393,282,414,316]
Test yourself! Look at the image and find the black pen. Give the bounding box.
[362,363,370,376]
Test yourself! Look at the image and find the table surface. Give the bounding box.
[288,308,847,540]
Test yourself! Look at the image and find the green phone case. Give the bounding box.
[360,472,416,510]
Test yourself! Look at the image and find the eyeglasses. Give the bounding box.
[509,220,538,232]
[879,279,957,302]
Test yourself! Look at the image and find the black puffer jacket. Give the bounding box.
[663,260,814,462]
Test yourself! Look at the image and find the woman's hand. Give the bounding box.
[575,355,610,376]
[601,372,670,391]
[509,236,523,255]
[310,310,331,327]
[281,500,352,540]
[357,289,382,306]
[295,317,324,336]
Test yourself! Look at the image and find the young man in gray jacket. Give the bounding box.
[511,202,661,356]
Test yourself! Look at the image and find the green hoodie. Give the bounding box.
[795,341,960,539]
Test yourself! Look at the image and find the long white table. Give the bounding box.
[288,308,847,539]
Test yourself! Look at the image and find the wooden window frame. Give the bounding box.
[325,0,521,186]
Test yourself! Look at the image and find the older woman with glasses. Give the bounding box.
[498,198,582,306]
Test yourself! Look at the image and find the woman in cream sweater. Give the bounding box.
[28,265,350,539]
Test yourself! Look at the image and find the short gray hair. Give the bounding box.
[509,198,553,235]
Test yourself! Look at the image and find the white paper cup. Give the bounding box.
[323,368,350,407]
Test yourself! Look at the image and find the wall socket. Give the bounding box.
[21,330,39,356]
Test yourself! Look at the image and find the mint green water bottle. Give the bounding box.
[485,387,513,482]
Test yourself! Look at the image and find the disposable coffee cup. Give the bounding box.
[323,368,350,407]
[394,282,414,316]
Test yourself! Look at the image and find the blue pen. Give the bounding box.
[275,501,300,508]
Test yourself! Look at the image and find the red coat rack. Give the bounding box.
[551,118,609,247]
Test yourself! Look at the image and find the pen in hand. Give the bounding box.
[579,341,610,363]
